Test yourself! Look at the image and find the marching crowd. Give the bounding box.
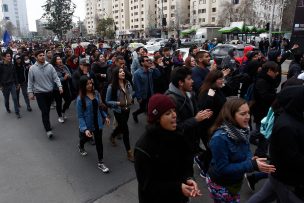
[0,38,303,203]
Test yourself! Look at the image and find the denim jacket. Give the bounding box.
[208,128,255,185]
[106,81,133,113]
[133,67,160,100]
[76,94,107,132]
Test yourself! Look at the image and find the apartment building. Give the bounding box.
[190,0,283,30]
[155,0,190,35]
[0,0,29,36]
[112,0,130,36]
[85,0,112,35]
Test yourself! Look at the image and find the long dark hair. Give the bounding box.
[209,97,248,136]
[111,67,126,101]
[79,75,95,111]
[199,70,224,97]
[51,54,61,67]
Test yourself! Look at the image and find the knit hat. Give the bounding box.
[147,94,176,123]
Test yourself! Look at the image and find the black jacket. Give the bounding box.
[166,83,199,155]
[134,125,193,203]
[287,61,303,79]
[270,86,304,187]
[15,63,28,84]
[153,64,168,94]
[252,72,277,122]
[0,62,18,86]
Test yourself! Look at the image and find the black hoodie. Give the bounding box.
[270,86,304,186]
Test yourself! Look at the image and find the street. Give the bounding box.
[0,61,290,203]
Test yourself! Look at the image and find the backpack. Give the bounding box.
[260,107,274,139]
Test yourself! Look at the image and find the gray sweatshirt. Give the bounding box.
[27,62,62,94]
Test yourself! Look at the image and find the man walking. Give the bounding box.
[28,50,63,138]
[0,52,20,118]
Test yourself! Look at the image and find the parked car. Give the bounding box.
[127,42,145,51]
[210,44,258,68]
[144,45,161,60]
[146,38,163,46]
[180,38,196,48]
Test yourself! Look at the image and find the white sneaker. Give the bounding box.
[98,162,110,173]
[58,117,64,123]
[62,113,67,120]
[46,131,53,139]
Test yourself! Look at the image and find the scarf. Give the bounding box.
[221,121,250,143]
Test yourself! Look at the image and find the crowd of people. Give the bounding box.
[0,38,303,203]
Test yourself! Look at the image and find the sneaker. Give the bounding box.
[62,113,67,120]
[132,113,138,123]
[245,174,256,192]
[16,113,21,119]
[27,107,32,112]
[58,117,64,123]
[98,162,110,173]
[46,131,53,139]
[78,145,87,156]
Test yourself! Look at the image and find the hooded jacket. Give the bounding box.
[27,62,62,94]
[166,83,199,155]
[270,86,304,187]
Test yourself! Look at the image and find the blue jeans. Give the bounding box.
[2,83,19,114]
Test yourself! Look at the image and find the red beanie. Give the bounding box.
[148,94,176,123]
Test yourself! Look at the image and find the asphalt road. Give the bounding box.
[0,61,290,203]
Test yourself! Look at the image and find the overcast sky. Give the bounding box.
[26,0,85,32]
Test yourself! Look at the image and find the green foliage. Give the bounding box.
[42,0,76,39]
[96,18,115,39]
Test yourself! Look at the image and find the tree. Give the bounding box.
[96,18,115,39]
[42,0,76,39]
[0,20,17,36]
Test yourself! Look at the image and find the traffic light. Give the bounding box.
[162,18,167,27]
[265,22,270,31]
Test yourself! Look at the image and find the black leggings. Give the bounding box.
[79,129,104,161]
[112,110,131,151]
[53,90,72,117]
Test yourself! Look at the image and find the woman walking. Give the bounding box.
[134,94,201,203]
[106,67,134,162]
[206,98,276,203]
[76,75,110,173]
[51,55,72,123]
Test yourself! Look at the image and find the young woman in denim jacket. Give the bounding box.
[76,75,110,173]
[206,98,276,203]
[106,67,134,162]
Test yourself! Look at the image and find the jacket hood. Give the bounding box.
[277,86,304,121]
[168,83,191,98]
[35,61,49,68]
[243,46,254,56]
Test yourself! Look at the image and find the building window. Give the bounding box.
[2,4,8,12]
[232,0,239,4]
[142,11,144,14]
[171,5,175,9]
[163,6,167,10]
[212,8,216,12]
[212,0,216,2]
[202,18,205,22]
[212,17,215,22]
[171,13,174,17]
[142,25,144,28]
[141,18,144,21]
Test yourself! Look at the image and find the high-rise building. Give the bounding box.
[0,0,29,36]
[85,0,112,35]
[112,0,130,36]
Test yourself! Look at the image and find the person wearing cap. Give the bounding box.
[27,50,63,139]
[134,94,201,203]
[72,58,98,99]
